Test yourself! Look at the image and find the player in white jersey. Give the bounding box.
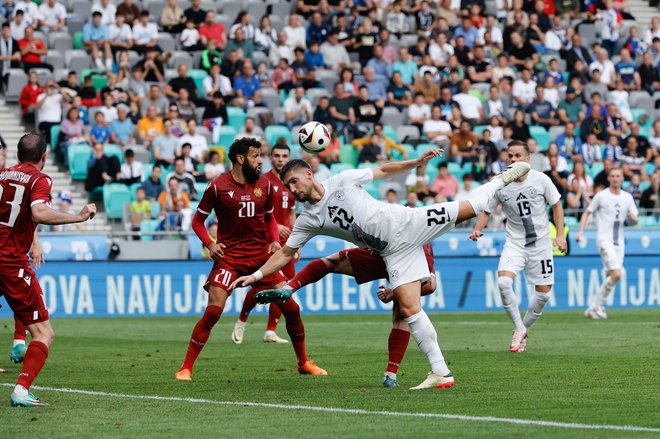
[468,141,567,352]
[576,168,638,319]
[229,148,531,390]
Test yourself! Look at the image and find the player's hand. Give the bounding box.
[417,148,444,164]
[575,232,583,243]
[377,285,394,303]
[277,224,292,240]
[29,242,45,269]
[230,275,255,290]
[78,203,97,221]
[468,229,483,241]
[268,241,281,254]
[207,242,226,260]
[554,236,568,254]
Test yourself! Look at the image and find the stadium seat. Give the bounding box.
[157,32,176,53]
[187,69,207,98]
[147,1,167,20]
[50,125,61,148]
[150,201,161,218]
[168,51,193,69]
[382,125,398,143]
[265,125,294,146]
[364,182,380,199]
[425,165,438,181]
[358,163,379,169]
[49,32,73,52]
[472,125,487,137]
[378,182,403,199]
[564,216,579,228]
[261,88,282,111]
[247,2,267,19]
[448,162,462,174]
[222,1,243,18]
[71,0,92,19]
[65,49,92,71]
[381,108,405,127]
[67,144,92,180]
[270,3,294,18]
[45,51,65,70]
[400,143,418,160]
[549,125,565,141]
[330,163,353,175]
[195,182,208,196]
[588,162,604,179]
[140,219,161,241]
[216,125,237,147]
[339,144,358,167]
[5,69,27,103]
[416,143,444,168]
[103,184,132,220]
[529,125,551,151]
[73,32,83,50]
[645,163,656,176]
[226,106,247,132]
[129,182,143,201]
[104,144,124,163]
[638,216,658,227]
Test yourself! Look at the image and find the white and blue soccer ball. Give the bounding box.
[298,121,330,154]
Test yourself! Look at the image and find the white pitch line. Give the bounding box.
[1,384,659,433]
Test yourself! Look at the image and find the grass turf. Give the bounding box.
[0,310,659,438]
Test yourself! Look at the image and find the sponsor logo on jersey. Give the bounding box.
[254,188,263,198]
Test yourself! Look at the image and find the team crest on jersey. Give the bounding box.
[334,190,345,201]
[254,188,263,198]
[390,270,399,282]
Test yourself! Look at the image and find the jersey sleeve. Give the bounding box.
[285,213,316,250]
[484,190,500,214]
[30,175,52,207]
[196,182,217,216]
[586,192,600,214]
[542,174,562,206]
[331,168,374,188]
[627,193,639,217]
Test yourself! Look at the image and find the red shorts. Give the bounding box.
[339,248,388,285]
[0,265,49,325]
[205,256,287,293]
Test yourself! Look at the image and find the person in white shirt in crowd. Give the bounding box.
[452,78,484,125]
[10,10,28,41]
[576,167,638,319]
[99,93,118,123]
[283,85,312,129]
[37,0,66,34]
[423,105,453,146]
[34,80,68,146]
[408,92,431,131]
[492,53,516,83]
[132,10,159,55]
[229,11,255,41]
[92,0,117,26]
[428,33,454,67]
[204,150,225,181]
[109,12,134,54]
[202,63,232,100]
[478,15,503,48]
[270,32,295,66]
[320,29,353,73]
[178,119,207,163]
[589,48,616,88]
[13,0,38,26]
[512,68,537,108]
[283,14,306,50]
[180,18,201,51]
[120,148,144,185]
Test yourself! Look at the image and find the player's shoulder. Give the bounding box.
[529,169,552,185]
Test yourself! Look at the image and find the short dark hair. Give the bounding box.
[438,161,448,169]
[181,142,191,150]
[507,139,530,154]
[280,159,311,181]
[228,137,261,165]
[1,23,9,29]
[17,133,47,164]
[271,143,291,155]
[125,148,135,158]
[92,11,102,17]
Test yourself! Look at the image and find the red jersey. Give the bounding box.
[19,84,44,115]
[18,39,45,64]
[0,164,52,263]
[262,170,294,229]
[197,173,276,266]
[423,242,434,272]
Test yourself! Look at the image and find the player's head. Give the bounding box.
[17,132,48,169]
[280,159,314,202]
[607,167,624,190]
[507,140,530,164]
[270,143,291,175]
[229,137,262,184]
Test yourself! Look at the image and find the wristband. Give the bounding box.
[252,270,264,281]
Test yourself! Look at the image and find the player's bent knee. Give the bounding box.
[535,285,552,293]
[497,276,514,291]
[610,270,622,282]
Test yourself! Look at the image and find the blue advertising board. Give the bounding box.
[39,234,108,261]
[2,256,657,318]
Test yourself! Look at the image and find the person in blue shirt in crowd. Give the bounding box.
[304,40,325,70]
[615,48,641,90]
[82,11,113,71]
[90,111,111,144]
[306,11,330,45]
[109,105,135,147]
[233,59,262,109]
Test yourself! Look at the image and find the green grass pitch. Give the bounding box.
[0,310,659,438]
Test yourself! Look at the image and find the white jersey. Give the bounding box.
[587,188,638,246]
[486,170,561,248]
[286,169,411,252]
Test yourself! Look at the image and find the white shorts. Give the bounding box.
[598,241,624,272]
[498,241,555,286]
[381,201,460,290]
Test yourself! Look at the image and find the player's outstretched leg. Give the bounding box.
[11,317,28,363]
[177,303,224,381]
[276,295,327,376]
[586,270,619,319]
[263,305,288,343]
[383,300,410,388]
[497,275,527,352]
[255,259,332,304]
[11,321,53,407]
[232,289,257,344]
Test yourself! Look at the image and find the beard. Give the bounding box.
[243,162,261,184]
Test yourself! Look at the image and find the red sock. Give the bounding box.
[14,317,27,342]
[266,304,282,332]
[181,305,223,372]
[277,299,308,366]
[386,328,410,375]
[16,340,49,390]
[239,289,257,323]
[288,258,330,290]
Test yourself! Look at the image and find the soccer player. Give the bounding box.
[175,137,326,381]
[231,149,530,389]
[575,168,638,319]
[232,144,296,345]
[468,140,567,353]
[0,133,97,406]
[270,243,437,388]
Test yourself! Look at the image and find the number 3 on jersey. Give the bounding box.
[238,201,255,218]
[0,183,25,227]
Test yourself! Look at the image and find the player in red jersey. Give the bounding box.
[176,137,326,380]
[231,144,297,345]
[261,243,436,388]
[0,133,97,406]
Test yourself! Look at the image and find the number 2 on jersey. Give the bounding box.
[238,201,255,218]
[0,183,25,227]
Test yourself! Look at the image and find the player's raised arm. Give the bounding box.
[551,201,568,253]
[468,211,490,241]
[31,203,96,225]
[371,147,443,182]
[230,245,298,289]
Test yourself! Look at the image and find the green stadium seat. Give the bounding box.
[357,162,379,169]
[129,182,143,200]
[226,106,247,132]
[448,162,462,174]
[364,182,380,199]
[195,182,208,195]
[143,163,153,179]
[472,125,487,137]
[104,144,124,163]
[400,143,418,160]
[216,125,237,147]
[382,125,398,142]
[638,216,658,227]
[645,163,656,176]
[265,125,294,146]
[339,144,357,166]
[140,219,161,241]
[151,201,161,219]
[67,144,92,180]
[103,183,132,220]
[530,125,551,151]
[564,216,579,228]
[50,124,60,147]
[425,166,438,181]
[416,143,445,168]
[187,69,207,98]
[588,162,604,179]
[74,31,83,49]
[330,163,353,175]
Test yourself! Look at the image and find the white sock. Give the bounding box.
[384,371,396,380]
[498,276,525,331]
[235,319,246,328]
[468,178,505,214]
[13,340,26,348]
[95,57,104,69]
[593,276,616,308]
[404,310,450,376]
[105,58,113,71]
[264,330,276,336]
[523,291,551,329]
[14,384,28,396]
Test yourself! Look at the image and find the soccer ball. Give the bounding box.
[298,121,330,154]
